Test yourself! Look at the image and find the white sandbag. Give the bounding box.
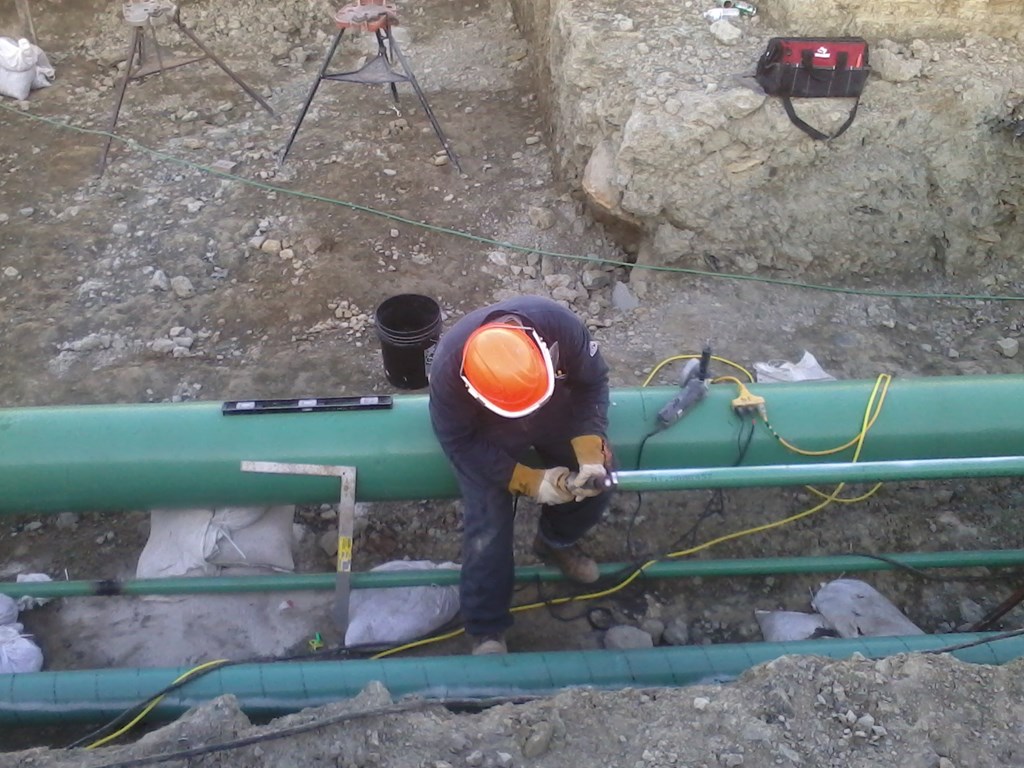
[0,624,43,673]
[137,508,217,578]
[345,560,461,647]
[0,37,54,101]
[137,506,296,578]
[0,594,17,626]
[16,573,52,611]
[755,610,833,642]
[811,578,924,638]
[204,506,296,573]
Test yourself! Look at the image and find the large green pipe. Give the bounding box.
[2,375,1024,515]
[1,633,1018,725]
[4,549,1023,598]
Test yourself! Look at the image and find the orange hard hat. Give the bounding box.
[461,322,555,418]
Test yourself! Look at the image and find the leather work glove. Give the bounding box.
[569,435,612,499]
[509,464,577,505]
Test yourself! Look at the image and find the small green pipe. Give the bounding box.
[1,633,1019,725]
[3,376,1024,514]
[3,549,1023,599]
[614,455,1024,490]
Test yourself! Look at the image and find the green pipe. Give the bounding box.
[614,455,1024,490]
[1,633,1019,725]
[4,549,1023,599]
[2,375,1024,514]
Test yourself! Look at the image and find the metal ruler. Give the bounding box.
[240,460,358,636]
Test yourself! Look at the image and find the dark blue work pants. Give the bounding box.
[455,397,608,637]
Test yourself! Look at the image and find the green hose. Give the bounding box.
[3,549,1022,599]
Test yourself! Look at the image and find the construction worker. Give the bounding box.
[428,295,612,655]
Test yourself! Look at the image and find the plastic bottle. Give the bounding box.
[722,1,758,16]
[703,7,740,21]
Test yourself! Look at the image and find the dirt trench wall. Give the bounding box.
[771,0,1024,40]
[510,0,1024,283]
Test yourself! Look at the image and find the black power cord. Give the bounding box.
[86,696,541,768]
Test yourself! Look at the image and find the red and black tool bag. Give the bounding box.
[755,37,870,140]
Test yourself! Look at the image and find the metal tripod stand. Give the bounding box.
[279,2,461,172]
[99,2,275,176]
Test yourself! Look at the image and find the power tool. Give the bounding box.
[656,341,712,431]
[575,471,618,493]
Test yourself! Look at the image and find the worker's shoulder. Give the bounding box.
[497,295,582,326]
[497,294,565,314]
[440,295,580,344]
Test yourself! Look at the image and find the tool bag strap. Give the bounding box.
[779,93,861,141]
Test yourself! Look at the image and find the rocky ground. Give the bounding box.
[1,0,1024,763]
[7,653,1024,768]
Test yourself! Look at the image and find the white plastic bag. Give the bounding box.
[755,610,832,642]
[754,350,836,384]
[0,37,55,101]
[811,579,924,638]
[0,624,44,673]
[345,560,461,647]
[16,573,52,611]
[0,594,17,626]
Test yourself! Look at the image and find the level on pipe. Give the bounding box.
[3,549,1023,599]
[1,633,1018,725]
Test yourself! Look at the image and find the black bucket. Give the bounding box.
[374,294,443,389]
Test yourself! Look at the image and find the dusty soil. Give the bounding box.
[1,0,1024,762]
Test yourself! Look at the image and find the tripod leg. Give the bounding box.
[389,37,462,173]
[379,29,399,105]
[174,17,274,115]
[280,28,345,164]
[15,0,36,44]
[150,26,167,87]
[98,26,142,177]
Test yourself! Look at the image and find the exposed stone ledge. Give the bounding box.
[510,0,1024,283]
[772,0,1024,41]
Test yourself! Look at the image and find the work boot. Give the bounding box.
[533,534,600,584]
[471,633,507,656]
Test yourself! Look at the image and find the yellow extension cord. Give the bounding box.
[84,659,231,749]
[372,361,892,659]
[86,359,892,745]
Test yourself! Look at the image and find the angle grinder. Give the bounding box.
[656,341,712,431]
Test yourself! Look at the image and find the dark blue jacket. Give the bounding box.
[428,296,610,488]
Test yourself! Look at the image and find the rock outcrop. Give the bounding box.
[511,0,1024,283]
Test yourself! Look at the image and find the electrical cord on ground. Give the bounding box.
[74,659,231,750]
[94,372,898,697]
[845,552,1024,583]
[487,355,834,636]
[920,626,1024,654]
[2,102,1023,304]
[628,380,758,563]
[85,696,541,768]
[68,636,422,749]
[494,371,892,625]
[71,366,945,731]
[624,490,647,561]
